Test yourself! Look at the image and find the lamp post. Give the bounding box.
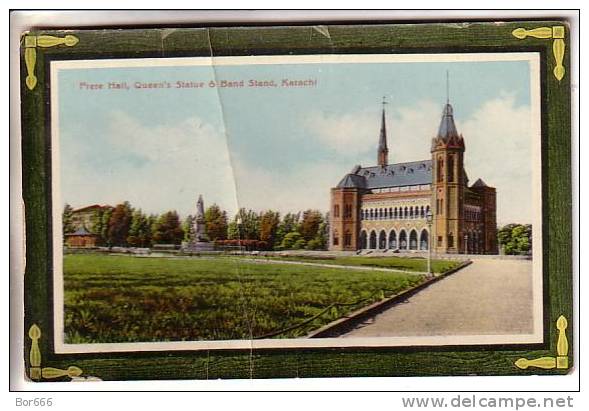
[426,210,433,277]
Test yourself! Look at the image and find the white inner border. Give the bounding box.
[50,52,543,354]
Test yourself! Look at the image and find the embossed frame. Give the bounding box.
[20,20,573,381]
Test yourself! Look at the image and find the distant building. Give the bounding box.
[329,98,498,254]
[64,227,98,248]
[70,204,108,232]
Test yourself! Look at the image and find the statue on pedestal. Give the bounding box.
[182,194,214,252]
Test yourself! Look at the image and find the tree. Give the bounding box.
[275,212,300,247]
[228,208,260,240]
[127,209,152,247]
[90,206,115,246]
[152,211,185,245]
[259,210,280,249]
[497,223,517,247]
[182,215,195,242]
[280,232,302,250]
[299,209,323,241]
[292,238,307,250]
[62,204,75,236]
[227,221,239,240]
[498,223,532,255]
[204,204,228,241]
[107,202,133,246]
[306,218,328,250]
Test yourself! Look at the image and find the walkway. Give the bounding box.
[339,258,535,337]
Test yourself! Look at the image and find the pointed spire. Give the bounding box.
[437,103,459,141]
[377,96,389,166]
[446,70,450,105]
[437,73,460,141]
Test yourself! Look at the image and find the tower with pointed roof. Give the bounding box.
[430,99,466,254]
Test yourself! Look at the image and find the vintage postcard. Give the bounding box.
[19,22,573,381]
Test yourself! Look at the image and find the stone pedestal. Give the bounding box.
[181,194,214,252]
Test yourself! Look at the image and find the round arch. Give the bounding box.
[409,229,418,250]
[369,230,377,250]
[388,229,397,249]
[378,230,387,249]
[419,228,429,250]
[399,230,408,250]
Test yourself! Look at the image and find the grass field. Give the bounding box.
[241,255,460,273]
[63,254,429,343]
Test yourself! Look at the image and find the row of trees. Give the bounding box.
[63,202,329,251]
[225,209,328,250]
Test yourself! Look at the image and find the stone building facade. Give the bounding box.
[329,100,498,254]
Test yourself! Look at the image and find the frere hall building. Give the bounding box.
[329,98,498,254]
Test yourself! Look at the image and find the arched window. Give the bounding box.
[388,230,397,249]
[343,204,352,219]
[369,209,374,220]
[409,229,418,250]
[384,208,388,219]
[437,156,444,182]
[333,230,339,246]
[369,231,377,249]
[448,155,455,182]
[379,230,387,249]
[420,206,425,218]
[409,207,414,219]
[404,207,409,219]
[389,207,393,219]
[426,205,431,216]
[333,204,340,217]
[420,229,429,250]
[399,230,408,250]
[359,231,368,249]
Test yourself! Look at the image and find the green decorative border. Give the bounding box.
[21,21,572,381]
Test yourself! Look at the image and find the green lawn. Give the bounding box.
[242,255,461,273]
[63,254,426,343]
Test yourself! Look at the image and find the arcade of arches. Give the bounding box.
[360,228,429,251]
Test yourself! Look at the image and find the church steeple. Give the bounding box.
[377,97,389,166]
[437,102,460,141]
[432,72,464,149]
[437,71,459,141]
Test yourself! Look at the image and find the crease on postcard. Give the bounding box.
[313,25,332,41]
[204,28,256,378]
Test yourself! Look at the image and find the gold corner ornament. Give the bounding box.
[27,324,84,381]
[23,34,79,90]
[515,315,569,370]
[512,25,566,81]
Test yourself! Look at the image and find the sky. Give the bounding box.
[56,55,537,225]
